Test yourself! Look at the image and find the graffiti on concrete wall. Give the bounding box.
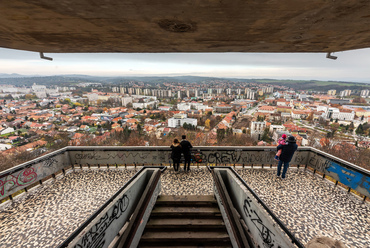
[243,197,276,248]
[72,151,169,165]
[0,153,68,200]
[0,167,38,198]
[71,149,309,166]
[75,152,149,161]
[43,157,59,167]
[326,161,370,195]
[190,150,295,165]
[74,194,129,248]
[308,153,370,197]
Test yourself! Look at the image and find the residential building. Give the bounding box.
[327,89,336,96]
[168,114,197,128]
[250,121,266,140]
[360,89,370,97]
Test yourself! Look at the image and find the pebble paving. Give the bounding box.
[0,168,137,248]
[236,168,370,248]
[161,166,213,195]
[1,166,369,248]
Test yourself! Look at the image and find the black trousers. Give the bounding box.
[183,155,191,171]
[173,159,180,171]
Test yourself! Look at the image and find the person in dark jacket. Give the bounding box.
[171,139,182,172]
[180,135,193,172]
[276,135,298,179]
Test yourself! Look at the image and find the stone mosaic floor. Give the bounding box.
[236,168,370,248]
[0,168,137,248]
[1,166,368,248]
[161,167,213,195]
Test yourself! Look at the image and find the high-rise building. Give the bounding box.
[327,89,336,96]
[339,89,351,97]
[360,89,369,97]
[186,90,190,98]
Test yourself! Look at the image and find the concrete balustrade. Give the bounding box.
[1,146,369,201]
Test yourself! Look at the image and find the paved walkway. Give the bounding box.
[162,167,369,248]
[236,168,370,248]
[0,168,137,248]
[1,166,368,247]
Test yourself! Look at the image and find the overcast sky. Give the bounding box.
[1,47,370,83]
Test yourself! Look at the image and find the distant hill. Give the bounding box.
[0,74,369,91]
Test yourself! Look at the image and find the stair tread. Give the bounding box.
[147,218,224,226]
[139,245,232,248]
[152,206,220,214]
[141,231,230,239]
[157,195,216,203]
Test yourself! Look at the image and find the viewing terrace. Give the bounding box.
[0,146,369,248]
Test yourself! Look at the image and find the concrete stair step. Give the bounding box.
[139,231,231,246]
[156,195,217,206]
[151,206,221,217]
[145,218,226,231]
[139,245,232,248]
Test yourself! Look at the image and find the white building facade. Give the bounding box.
[168,114,197,128]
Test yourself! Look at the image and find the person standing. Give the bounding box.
[180,135,193,172]
[276,135,298,179]
[170,139,182,172]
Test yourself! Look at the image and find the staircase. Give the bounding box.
[138,195,232,248]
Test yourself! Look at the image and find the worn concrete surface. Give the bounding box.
[1,1,370,53]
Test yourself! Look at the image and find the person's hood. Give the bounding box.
[172,143,180,147]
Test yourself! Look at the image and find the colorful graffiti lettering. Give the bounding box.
[0,168,38,197]
[327,161,370,195]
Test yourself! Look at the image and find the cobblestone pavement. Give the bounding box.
[236,168,370,248]
[0,168,137,248]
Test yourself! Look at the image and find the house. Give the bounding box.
[80,125,89,131]
[0,127,14,135]
[258,106,276,113]
[67,126,79,132]
[0,144,12,151]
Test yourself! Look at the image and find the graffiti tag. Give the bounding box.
[0,167,38,197]
[243,197,276,248]
[75,194,129,248]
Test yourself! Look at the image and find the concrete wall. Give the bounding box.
[214,168,296,248]
[1,146,369,200]
[0,148,70,201]
[67,168,161,248]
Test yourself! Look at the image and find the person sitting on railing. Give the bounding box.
[170,139,182,172]
[276,135,298,179]
[274,133,287,161]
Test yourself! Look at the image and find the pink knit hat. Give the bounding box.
[282,134,287,139]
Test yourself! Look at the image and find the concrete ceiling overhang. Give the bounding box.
[1,0,370,53]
